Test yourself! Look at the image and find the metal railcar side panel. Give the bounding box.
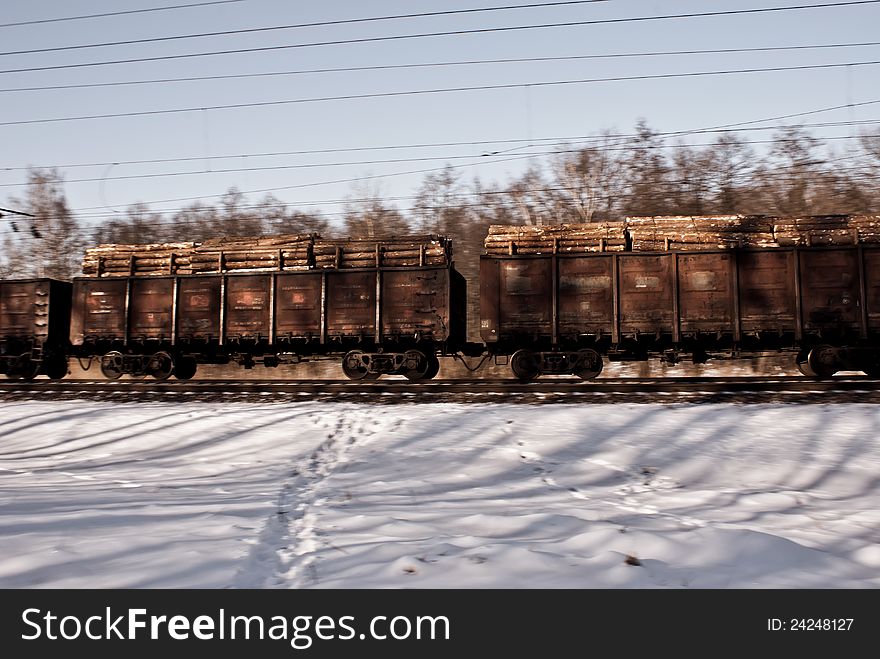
[176,277,221,339]
[677,252,735,333]
[618,254,673,334]
[275,272,322,337]
[70,278,127,345]
[449,267,468,349]
[326,271,376,337]
[0,280,37,339]
[799,249,861,332]
[129,277,174,340]
[479,257,501,343]
[381,268,450,341]
[737,250,796,332]
[864,249,880,332]
[225,275,271,338]
[557,255,614,336]
[498,259,552,334]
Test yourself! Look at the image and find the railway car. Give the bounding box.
[5,214,880,382]
[69,251,466,381]
[480,244,880,380]
[0,278,71,379]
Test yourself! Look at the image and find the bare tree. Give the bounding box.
[551,133,626,222]
[342,180,410,238]
[505,165,554,225]
[667,143,715,215]
[259,193,330,236]
[708,133,756,213]
[7,168,81,279]
[94,202,165,245]
[621,120,673,216]
[759,127,824,215]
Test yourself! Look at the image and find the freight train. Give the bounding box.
[2,216,880,381]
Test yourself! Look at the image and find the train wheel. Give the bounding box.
[43,357,68,380]
[795,350,816,377]
[807,345,838,379]
[147,351,175,380]
[573,348,603,380]
[510,349,540,382]
[342,350,370,380]
[16,353,40,380]
[402,350,430,381]
[424,354,441,380]
[100,351,125,380]
[173,356,198,380]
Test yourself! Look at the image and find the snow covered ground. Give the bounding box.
[1,401,878,588]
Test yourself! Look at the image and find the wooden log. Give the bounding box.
[197,234,313,249]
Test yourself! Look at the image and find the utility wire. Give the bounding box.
[4,164,876,237]
[5,99,874,226]
[3,147,871,231]
[4,118,878,173]
[0,1,246,29]
[4,61,880,127]
[1,133,875,189]
[3,41,880,94]
[51,97,880,213]
[1,1,877,73]
[0,1,610,55]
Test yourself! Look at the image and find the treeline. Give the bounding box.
[3,122,880,338]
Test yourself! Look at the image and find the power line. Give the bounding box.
[54,147,879,222]
[0,1,246,29]
[4,40,880,94]
[1,1,877,74]
[2,132,875,189]
[4,146,872,230]
[0,1,610,56]
[4,60,880,128]
[48,97,880,213]
[5,163,876,237]
[0,206,34,217]
[5,100,869,231]
[5,118,878,173]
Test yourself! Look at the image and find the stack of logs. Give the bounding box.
[485,214,880,253]
[189,234,313,273]
[771,215,880,246]
[313,235,450,269]
[82,234,450,276]
[625,215,777,251]
[81,242,199,277]
[484,222,628,255]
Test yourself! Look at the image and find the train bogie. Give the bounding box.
[0,278,71,379]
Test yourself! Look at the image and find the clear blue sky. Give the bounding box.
[1,0,878,233]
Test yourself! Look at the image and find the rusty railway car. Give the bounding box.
[69,264,466,380]
[480,245,880,380]
[0,278,71,379]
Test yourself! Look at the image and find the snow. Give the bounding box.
[1,401,878,588]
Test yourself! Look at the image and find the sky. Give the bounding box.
[1,0,879,236]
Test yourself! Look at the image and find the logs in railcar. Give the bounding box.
[70,234,465,380]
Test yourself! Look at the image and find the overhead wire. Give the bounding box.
[5,116,878,174]
[2,1,878,74]
[0,1,872,58]
[4,61,880,127]
[2,131,878,189]
[3,41,880,94]
[0,1,247,29]
[38,97,878,215]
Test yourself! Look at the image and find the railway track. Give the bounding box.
[1,376,879,404]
